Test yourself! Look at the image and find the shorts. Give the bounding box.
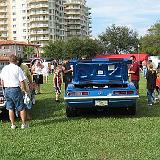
[33,74,43,84]
[4,87,26,111]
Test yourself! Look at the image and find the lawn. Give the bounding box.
[0,75,160,160]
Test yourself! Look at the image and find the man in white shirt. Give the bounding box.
[1,54,28,129]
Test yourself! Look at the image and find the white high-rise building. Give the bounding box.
[0,0,11,40]
[64,0,91,38]
[0,0,92,51]
[27,0,66,50]
[0,0,28,41]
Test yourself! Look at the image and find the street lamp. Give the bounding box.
[137,44,140,64]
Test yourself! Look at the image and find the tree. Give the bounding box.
[140,22,160,55]
[42,40,66,60]
[23,46,34,60]
[43,37,105,60]
[65,37,105,59]
[99,24,139,54]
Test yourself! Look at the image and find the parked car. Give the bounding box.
[0,86,6,115]
[64,58,139,117]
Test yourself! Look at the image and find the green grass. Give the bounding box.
[1,75,160,160]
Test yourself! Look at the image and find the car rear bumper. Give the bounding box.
[64,95,139,100]
[65,98,137,109]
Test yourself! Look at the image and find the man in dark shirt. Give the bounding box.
[128,55,140,90]
[62,58,73,90]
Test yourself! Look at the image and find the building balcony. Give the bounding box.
[29,4,48,9]
[1,33,8,38]
[0,21,7,26]
[0,8,7,13]
[29,11,49,16]
[30,30,49,35]
[66,16,81,20]
[66,21,81,25]
[65,11,81,15]
[30,18,49,22]
[67,26,81,30]
[0,28,8,31]
[29,23,49,29]
[0,15,8,19]
[64,6,81,10]
[0,3,7,7]
[30,37,49,41]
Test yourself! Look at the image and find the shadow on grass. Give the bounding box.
[136,95,160,118]
[30,95,160,123]
[31,97,65,120]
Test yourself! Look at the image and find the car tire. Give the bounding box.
[66,106,77,117]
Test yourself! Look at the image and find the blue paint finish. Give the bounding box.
[65,58,138,112]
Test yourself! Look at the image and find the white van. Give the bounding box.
[148,56,160,69]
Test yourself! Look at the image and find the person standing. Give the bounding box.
[146,64,157,106]
[142,58,148,78]
[128,55,140,91]
[53,65,62,102]
[17,57,34,120]
[42,61,49,83]
[31,60,44,94]
[1,54,28,129]
[62,58,73,90]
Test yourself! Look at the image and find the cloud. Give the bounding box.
[87,0,160,37]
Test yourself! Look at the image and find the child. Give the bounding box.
[146,64,157,106]
[53,65,62,102]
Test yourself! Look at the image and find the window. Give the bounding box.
[13,31,16,34]
[13,18,16,21]
[13,12,16,15]
[13,25,16,28]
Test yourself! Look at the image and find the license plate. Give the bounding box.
[95,100,108,106]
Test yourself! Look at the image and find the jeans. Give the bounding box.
[147,89,155,104]
[131,80,139,90]
[4,87,26,111]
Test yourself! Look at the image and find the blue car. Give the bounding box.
[64,58,139,117]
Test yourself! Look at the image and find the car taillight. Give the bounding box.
[127,91,134,94]
[67,91,89,96]
[113,91,134,95]
[113,91,126,95]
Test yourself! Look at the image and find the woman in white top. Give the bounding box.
[31,60,44,94]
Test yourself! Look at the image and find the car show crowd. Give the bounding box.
[0,54,160,129]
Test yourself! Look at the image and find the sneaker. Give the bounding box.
[21,124,29,129]
[11,124,17,129]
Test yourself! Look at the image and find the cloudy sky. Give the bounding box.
[86,0,160,38]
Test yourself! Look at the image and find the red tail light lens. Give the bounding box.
[113,91,126,95]
[81,92,89,95]
[113,90,134,95]
[127,91,134,94]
